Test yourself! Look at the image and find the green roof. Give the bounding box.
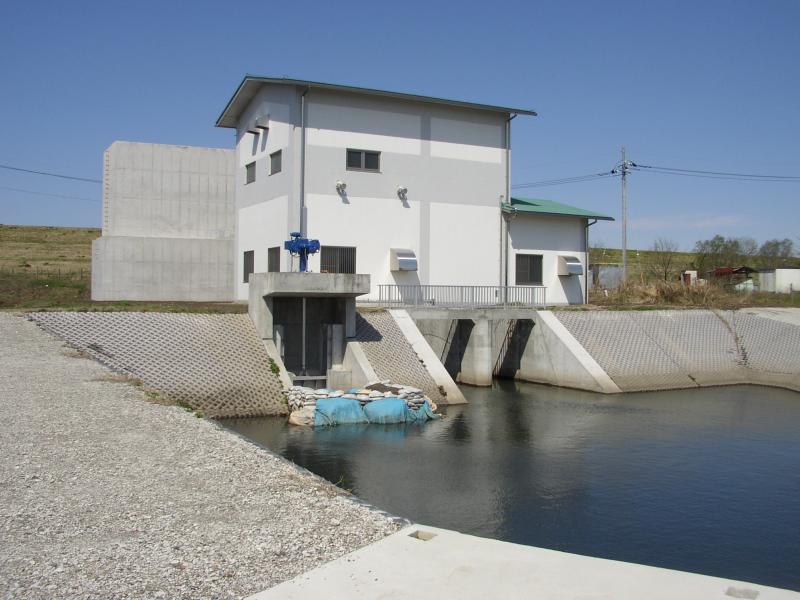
[216,75,537,128]
[504,197,614,221]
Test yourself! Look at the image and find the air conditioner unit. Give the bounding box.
[557,255,583,276]
[390,249,418,271]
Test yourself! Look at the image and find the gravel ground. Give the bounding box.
[0,313,401,599]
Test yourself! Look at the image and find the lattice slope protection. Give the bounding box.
[355,311,447,404]
[28,312,287,417]
[555,309,800,392]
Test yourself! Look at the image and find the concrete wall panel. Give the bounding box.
[92,237,233,302]
[93,141,235,302]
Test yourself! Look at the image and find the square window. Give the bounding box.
[516,254,543,286]
[346,150,362,169]
[320,246,356,274]
[364,151,380,171]
[346,149,380,172]
[245,162,256,184]
[270,150,282,175]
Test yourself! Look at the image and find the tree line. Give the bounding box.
[592,236,798,283]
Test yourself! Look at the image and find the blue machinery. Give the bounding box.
[284,231,320,273]
[283,232,321,378]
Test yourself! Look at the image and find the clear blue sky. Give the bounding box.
[1,0,798,251]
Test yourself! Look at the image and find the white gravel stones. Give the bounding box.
[0,313,401,599]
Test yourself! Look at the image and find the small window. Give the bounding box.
[270,150,282,175]
[245,162,256,184]
[346,149,380,172]
[321,246,356,274]
[516,254,543,286]
[267,246,280,273]
[243,250,254,283]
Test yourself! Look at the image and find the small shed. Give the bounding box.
[758,268,800,293]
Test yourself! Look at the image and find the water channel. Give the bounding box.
[222,382,800,591]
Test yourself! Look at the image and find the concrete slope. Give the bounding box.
[355,310,464,405]
[28,311,287,417]
[555,309,800,392]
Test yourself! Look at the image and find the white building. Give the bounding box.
[759,268,800,293]
[215,76,611,305]
[93,76,612,306]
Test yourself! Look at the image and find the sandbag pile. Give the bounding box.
[284,380,437,413]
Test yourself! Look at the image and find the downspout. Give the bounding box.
[503,114,517,287]
[585,219,597,304]
[299,86,310,238]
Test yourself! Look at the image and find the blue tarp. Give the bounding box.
[314,398,368,427]
[314,396,439,427]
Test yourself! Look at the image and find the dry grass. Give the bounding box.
[590,281,800,310]
[0,224,245,312]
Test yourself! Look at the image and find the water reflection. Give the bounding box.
[223,382,800,591]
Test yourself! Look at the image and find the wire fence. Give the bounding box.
[0,267,90,280]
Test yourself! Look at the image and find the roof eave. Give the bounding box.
[502,203,614,222]
[216,75,537,128]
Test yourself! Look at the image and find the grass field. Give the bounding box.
[0,224,243,312]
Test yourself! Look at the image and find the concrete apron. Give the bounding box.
[248,525,798,599]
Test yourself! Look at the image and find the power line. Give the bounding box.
[633,164,800,182]
[0,163,102,184]
[0,186,100,203]
[511,171,618,189]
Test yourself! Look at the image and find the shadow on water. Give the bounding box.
[222,382,800,591]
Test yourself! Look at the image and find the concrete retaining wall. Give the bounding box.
[410,307,800,394]
[92,141,236,301]
[555,309,800,393]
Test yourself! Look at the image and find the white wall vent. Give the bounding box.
[557,255,583,276]
[390,249,418,271]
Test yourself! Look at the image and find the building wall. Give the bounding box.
[92,141,235,302]
[102,141,234,239]
[92,236,233,301]
[233,84,507,300]
[776,269,800,293]
[508,214,587,305]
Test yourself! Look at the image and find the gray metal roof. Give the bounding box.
[215,75,538,128]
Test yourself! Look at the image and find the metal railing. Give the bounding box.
[375,284,546,308]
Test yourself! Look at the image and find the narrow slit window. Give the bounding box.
[267,246,280,273]
[270,150,282,175]
[243,250,255,283]
[245,162,256,184]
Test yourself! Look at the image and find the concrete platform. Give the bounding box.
[248,525,798,599]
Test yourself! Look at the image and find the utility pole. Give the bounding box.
[620,146,631,282]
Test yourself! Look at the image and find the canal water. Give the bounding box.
[222,382,800,591]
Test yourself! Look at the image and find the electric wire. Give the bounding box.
[0,186,100,203]
[0,163,102,184]
[633,164,800,182]
[512,171,618,189]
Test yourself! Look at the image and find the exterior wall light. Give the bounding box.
[335,180,347,193]
[397,185,408,200]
